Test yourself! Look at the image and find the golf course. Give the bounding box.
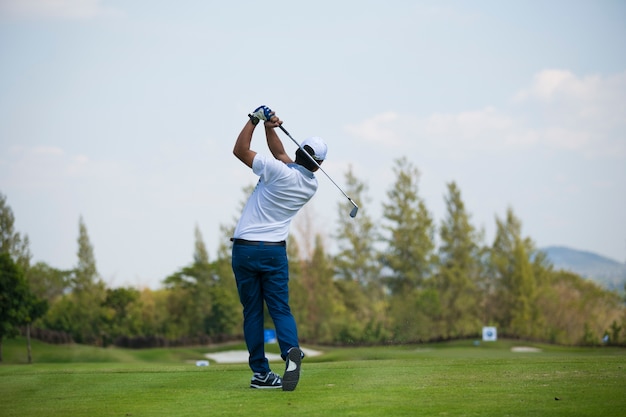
[1,337,624,416]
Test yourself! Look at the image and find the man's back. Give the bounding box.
[233,155,318,242]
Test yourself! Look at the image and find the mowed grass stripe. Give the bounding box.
[1,340,624,416]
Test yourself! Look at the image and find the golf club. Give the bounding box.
[278,124,359,218]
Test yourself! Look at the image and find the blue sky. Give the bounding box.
[1,0,625,289]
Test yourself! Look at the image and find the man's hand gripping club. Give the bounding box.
[235,105,286,168]
[249,105,282,128]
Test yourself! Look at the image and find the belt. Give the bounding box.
[231,238,286,247]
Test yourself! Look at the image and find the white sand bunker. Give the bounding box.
[511,346,542,353]
[205,347,322,364]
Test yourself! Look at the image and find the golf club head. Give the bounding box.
[349,205,358,218]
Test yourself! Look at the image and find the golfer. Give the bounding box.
[231,105,327,391]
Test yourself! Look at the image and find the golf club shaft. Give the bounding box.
[278,124,359,210]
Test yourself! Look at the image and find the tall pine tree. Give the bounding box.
[436,182,484,338]
[163,224,214,339]
[381,157,437,342]
[381,157,436,293]
[0,192,32,271]
[44,217,107,344]
[488,208,543,339]
[334,166,387,343]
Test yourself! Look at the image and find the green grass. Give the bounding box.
[1,338,624,416]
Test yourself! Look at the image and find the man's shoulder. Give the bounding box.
[253,154,291,174]
[253,153,282,167]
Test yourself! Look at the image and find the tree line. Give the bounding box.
[1,157,625,360]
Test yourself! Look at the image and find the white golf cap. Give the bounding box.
[301,136,328,161]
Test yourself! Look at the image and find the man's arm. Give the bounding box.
[233,120,258,168]
[233,106,289,168]
[265,119,293,164]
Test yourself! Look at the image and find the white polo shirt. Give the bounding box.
[233,154,318,242]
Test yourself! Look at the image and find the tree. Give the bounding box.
[0,253,28,361]
[380,157,437,342]
[22,290,48,363]
[194,223,209,265]
[0,192,32,271]
[294,234,339,343]
[163,225,214,339]
[204,227,238,340]
[334,166,381,286]
[435,182,484,338]
[380,157,436,294]
[0,194,46,362]
[205,224,240,339]
[101,287,141,344]
[488,208,543,339]
[74,217,107,344]
[0,253,46,362]
[202,186,257,340]
[163,224,240,341]
[535,270,624,344]
[26,262,71,304]
[44,217,106,344]
[74,216,100,292]
[285,233,306,335]
[334,166,387,343]
[292,205,319,261]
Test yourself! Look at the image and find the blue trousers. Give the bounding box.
[231,243,299,374]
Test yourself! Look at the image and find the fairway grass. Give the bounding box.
[1,339,624,416]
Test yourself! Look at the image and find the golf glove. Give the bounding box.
[249,105,273,125]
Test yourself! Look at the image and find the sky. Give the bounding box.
[1,0,625,289]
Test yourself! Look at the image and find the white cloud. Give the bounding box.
[66,154,91,176]
[422,106,514,145]
[0,0,124,20]
[344,106,517,159]
[513,69,626,157]
[344,111,402,146]
[515,69,626,125]
[514,69,580,101]
[346,70,626,159]
[515,69,605,102]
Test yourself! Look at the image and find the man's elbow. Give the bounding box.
[233,146,246,160]
[233,148,255,167]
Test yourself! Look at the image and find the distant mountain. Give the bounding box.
[541,246,626,291]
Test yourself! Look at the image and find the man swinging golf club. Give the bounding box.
[231,105,327,391]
